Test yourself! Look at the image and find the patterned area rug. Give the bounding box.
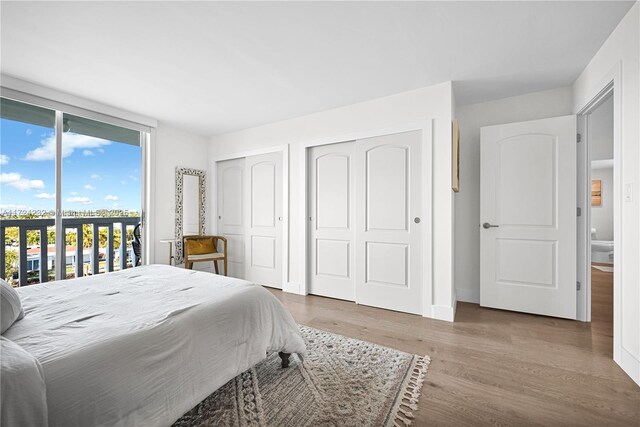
[173,325,430,427]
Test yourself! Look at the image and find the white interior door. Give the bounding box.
[245,152,283,288]
[217,158,245,278]
[480,115,577,319]
[308,142,356,301]
[355,130,423,314]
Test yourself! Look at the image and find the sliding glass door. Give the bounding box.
[1,99,56,285]
[1,97,145,286]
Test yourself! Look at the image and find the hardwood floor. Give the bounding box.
[266,275,639,426]
[591,264,613,358]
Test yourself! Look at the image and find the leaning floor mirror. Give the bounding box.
[175,167,206,265]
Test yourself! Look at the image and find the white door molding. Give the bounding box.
[575,62,637,384]
[299,121,434,318]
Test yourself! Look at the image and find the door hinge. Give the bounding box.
[577,281,581,291]
[577,207,582,217]
[577,133,582,143]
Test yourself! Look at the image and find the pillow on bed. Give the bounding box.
[1,279,24,334]
[1,337,48,427]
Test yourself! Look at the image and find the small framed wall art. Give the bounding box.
[591,179,602,206]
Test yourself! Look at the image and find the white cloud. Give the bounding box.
[1,173,20,183]
[34,192,55,199]
[67,196,92,205]
[24,133,112,161]
[98,148,105,153]
[0,172,45,191]
[128,175,139,181]
[84,184,96,190]
[69,191,78,196]
[26,129,32,136]
[104,195,118,201]
[90,174,101,180]
[83,150,95,156]
[0,154,9,165]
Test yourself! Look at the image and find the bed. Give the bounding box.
[1,265,306,427]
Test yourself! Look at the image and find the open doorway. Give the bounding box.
[578,87,614,357]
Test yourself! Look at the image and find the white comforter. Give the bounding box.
[2,265,306,427]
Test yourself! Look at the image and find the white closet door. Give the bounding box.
[308,142,356,301]
[217,158,245,279]
[355,130,423,314]
[244,152,283,288]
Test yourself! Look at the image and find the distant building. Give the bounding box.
[21,244,133,273]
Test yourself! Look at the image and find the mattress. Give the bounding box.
[2,265,306,427]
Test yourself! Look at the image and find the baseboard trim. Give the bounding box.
[617,346,640,386]
[431,304,456,322]
[456,288,480,304]
[284,281,306,295]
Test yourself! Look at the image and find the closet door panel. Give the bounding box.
[244,152,283,288]
[355,130,423,314]
[308,142,356,301]
[217,158,245,279]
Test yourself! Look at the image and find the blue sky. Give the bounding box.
[0,118,141,214]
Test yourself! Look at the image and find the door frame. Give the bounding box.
[210,145,290,288]
[299,120,434,317]
[575,64,622,364]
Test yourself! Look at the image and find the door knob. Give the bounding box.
[482,222,499,229]
[414,217,421,223]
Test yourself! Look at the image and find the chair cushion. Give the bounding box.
[1,279,24,334]
[186,253,224,261]
[185,239,215,255]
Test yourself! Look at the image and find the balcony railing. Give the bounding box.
[1,216,140,287]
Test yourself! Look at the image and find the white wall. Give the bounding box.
[572,3,639,385]
[152,124,209,268]
[589,95,614,161]
[591,166,614,241]
[209,82,456,319]
[454,87,574,303]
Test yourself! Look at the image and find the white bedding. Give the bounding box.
[2,265,306,427]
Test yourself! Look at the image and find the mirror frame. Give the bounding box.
[175,166,206,264]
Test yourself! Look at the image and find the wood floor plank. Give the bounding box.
[266,269,639,426]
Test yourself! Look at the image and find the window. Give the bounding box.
[1,97,146,286]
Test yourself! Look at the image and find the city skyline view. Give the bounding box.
[1,117,142,216]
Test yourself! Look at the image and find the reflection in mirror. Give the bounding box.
[182,175,200,236]
[175,167,206,264]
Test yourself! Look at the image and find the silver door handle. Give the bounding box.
[482,222,499,229]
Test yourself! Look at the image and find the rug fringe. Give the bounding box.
[388,355,431,427]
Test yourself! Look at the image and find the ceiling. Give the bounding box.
[0,1,634,136]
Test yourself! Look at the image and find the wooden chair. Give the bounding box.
[182,235,227,275]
